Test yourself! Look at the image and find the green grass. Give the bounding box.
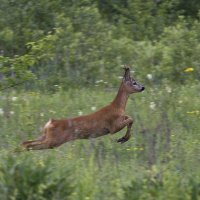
[0,84,200,200]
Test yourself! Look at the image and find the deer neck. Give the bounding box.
[112,82,129,111]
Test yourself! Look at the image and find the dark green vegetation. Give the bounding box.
[0,1,200,199]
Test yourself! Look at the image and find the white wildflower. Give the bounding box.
[165,86,172,93]
[0,108,4,116]
[78,111,83,116]
[95,80,103,84]
[150,102,156,110]
[147,74,153,80]
[40,113,44,117]
[12,97,17,101]
[10,111,15,115]
[49,110,56,114]
[91,106,96,111]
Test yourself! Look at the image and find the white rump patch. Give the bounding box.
[44,119,53,129]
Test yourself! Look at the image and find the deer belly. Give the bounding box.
[74,127,110,139]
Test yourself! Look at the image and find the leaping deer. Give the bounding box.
[22,66,145,150]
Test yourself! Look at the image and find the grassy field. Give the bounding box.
[0,84,200,200]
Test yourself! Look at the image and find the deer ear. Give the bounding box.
[123,65,131,81]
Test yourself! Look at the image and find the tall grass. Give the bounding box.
[0,83,200,200]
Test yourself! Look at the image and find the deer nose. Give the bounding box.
[141,86,145,91]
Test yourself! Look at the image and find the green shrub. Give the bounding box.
[0,152,74,200]
[123,171,200,200]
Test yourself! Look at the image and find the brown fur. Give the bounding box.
[22,66,144,150]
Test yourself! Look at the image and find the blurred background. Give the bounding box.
[0,1,200,200]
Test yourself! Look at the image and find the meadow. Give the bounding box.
[0,82,199,200]
[1,1,200,199]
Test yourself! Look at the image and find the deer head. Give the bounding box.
[122,65,145,93]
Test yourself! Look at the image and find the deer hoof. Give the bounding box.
[117,137,128,144]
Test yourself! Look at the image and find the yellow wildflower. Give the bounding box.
[186,110,199,115]
[38,160,45,167]
[187,111,195,114]
[184,67,194,72]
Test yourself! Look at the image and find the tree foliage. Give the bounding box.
[0,0,200,90]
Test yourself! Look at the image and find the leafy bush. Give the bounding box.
[123,171,200,200]
[0,152,74,200]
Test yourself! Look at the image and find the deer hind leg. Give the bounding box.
[22,135,45,146]
[115,115,133,144]
[22,132,55,150]
[22,136,57,150]
[22,131,65,150]
[22,119,57,150]
[23,140,53,150]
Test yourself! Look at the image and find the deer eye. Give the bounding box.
[132,82,137,85]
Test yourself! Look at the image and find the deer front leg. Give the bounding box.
[110,115,133,144]
[117,115,133,144]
